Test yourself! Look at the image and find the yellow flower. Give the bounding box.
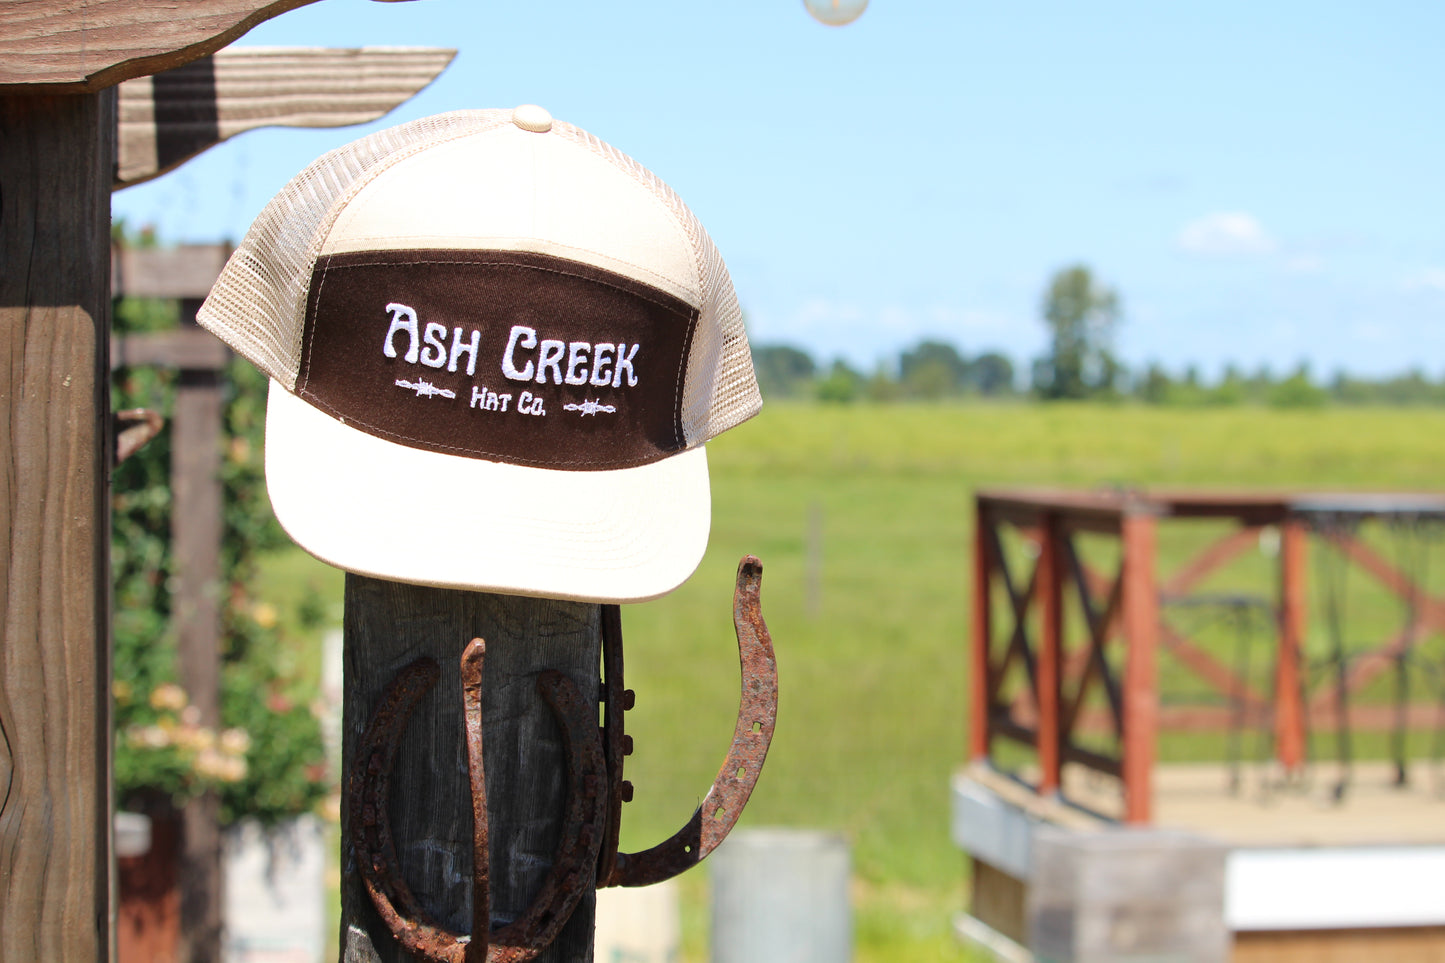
[112,680,133,704]
[252,602,278,629]
[149,683,188,712]
[175,724,216,752]
[128,725,171,749]
[195,747,246,783]
[219,728,251,756]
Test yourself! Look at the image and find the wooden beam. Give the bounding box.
[1120,511,1159,825]
[116,46,456,188]
[0,0,324,92]
[1276,519,1308,771]
[969,502,991,761]
[111,244,230,301]
[1036,513,1062,794]
[172,299,226,963]
[0,88,116,962]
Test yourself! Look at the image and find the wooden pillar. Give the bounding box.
[1120,510,1159,825]
[1036,513,1063,794]
[0,90,117,962]
[172,298,225,963]
[969,501,991,762]
[1275,519,1308,773]
[340,576,599,963]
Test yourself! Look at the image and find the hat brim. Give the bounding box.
[263,380,711,603]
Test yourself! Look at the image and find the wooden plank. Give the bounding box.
[0,88,116,962]
[112,329,230,371]
[111,244,229,300]
[1120,511,1159,825]
[1035,513,1062,794]
[1233,926,1445,963]
[116,46,456,187]
[970,860,1027,948]
[1161,525,1261,597]
[1275,519,1308,771]
[0,0,323,92]
[969,502,991,761]
[172,300,226,963]
[340,576,599,963]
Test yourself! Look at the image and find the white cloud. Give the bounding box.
[1284,254,1324,274]
[1176,211,1277,257]
[791,298,865,329]
[1403,268,1445,293]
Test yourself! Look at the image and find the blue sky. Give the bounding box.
[111,1,1445,379]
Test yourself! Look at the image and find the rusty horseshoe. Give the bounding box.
[600,555,779,888]
[349,640,607,962]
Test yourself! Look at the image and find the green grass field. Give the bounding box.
[258,402,1445,961]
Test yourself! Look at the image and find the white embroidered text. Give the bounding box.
[501,325,638,388]
[384,303,481,376]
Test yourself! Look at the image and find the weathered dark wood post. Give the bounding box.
[0,85,118,963]
[339,582,601,962]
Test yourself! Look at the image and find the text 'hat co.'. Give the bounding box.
[199,106,761,603]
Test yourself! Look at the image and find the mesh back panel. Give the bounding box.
[199,110,760,446]
[553,122,759,445]
[200,111,512,386]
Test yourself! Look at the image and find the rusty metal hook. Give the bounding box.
[601,555,779,888]
[349,639,607,962]
[114,407,164,464]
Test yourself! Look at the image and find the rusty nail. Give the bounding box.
[461,639,490,963]
[114,407,163,465]
[621,689,636,711]
[619,781,634,803]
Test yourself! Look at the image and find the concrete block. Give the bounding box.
[1028,827,1228,963]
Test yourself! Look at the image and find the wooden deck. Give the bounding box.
[1053,761,1445,846]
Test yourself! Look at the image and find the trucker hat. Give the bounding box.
[198,105,761,602]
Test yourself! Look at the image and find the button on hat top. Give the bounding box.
[511,104,553,133]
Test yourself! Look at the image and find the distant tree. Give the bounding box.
[971,352,1016,396]
[865,364,901,402]
[1136,363,1172,405]
[1034,264,1120,400]
[1268,363,1328,408]
[816,358,865,404]
[751,343,816,399]
[898,340,970,399]
[1209,365,1247,406]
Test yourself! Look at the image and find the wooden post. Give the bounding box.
[172,298,226,963]
[1120,510,1159,825]
[0,89,117,962]
[1276,518,1308,773]
[340,576,599,963]
[1036,512,1063,795]
[968,501,991,762]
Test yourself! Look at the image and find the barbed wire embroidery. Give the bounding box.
[563,400,617,416]
[395,379,456,399]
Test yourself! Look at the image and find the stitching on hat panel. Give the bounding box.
[314,235,697,312]
[553,122,707,302]
[672,300,697,452]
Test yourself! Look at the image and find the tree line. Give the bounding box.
[754,265,1445,407]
